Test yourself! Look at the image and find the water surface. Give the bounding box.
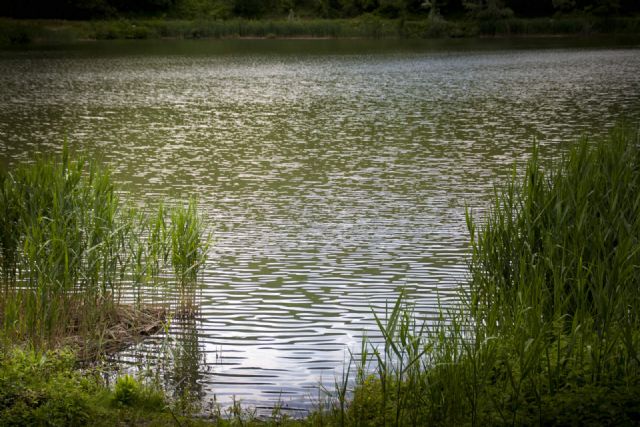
[1,38,639,414]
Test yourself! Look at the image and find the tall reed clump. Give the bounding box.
[463,125,640,424]
[338,125,640,426]
[0,146,209,353]
[171,198,209,316]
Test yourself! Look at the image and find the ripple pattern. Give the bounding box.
[1,39,639,412]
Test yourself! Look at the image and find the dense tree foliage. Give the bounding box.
[0,0,638,20]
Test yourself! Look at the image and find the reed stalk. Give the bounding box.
[170,198,210,316]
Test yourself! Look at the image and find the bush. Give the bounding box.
[0,349,103,426]
[112,373,164,411]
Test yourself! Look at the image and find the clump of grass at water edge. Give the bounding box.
[319,126,640,426]
[0,145,209,357]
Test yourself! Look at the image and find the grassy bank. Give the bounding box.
[325,125,640,426]
[1,15,640,46]
[0,146,213,423]
[0,347,168,426]
[0,347,318,425]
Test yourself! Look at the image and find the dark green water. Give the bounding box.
[1,38,639,414]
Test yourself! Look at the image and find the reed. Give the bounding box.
[170,198,210,315]
[477,16,640,36]
[463,125,640,423]
[4,16,640,46]
[0,145,209,353]
[337,125,640,426]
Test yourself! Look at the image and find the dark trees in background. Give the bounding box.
[508,0,555,17]
[110,0,177,15]
[0,0,111,19]
[0,0,176,19]
[0,0,638,20]
[232,0,270,17]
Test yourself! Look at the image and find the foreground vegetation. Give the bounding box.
[0,348,170,426]
[330,125,640,426]
[0,146,209,357]
[3,126,640,425]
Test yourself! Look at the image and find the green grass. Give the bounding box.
[171,198,209,316]
[318,125,640,426]
[476,16,640,36]
[0,145,209,354]
[0,17,407,43]
[465,125,640,423]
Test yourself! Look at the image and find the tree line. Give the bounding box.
[1,0,639,22]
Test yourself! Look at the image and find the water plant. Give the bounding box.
[114,374,142,406]
[0,145,209,354]
[171,198,210,315]
[335,125,640,426]
[463,124,640,424]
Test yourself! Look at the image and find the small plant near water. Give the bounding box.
[171,198,209,316]
[0,144,209,355]
[113,373,166,411]
[114,374,142,406]
[328,125,640,426]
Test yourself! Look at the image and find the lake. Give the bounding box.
[1,37,639,415]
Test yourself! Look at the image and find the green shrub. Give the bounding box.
[0,348,177,425]
[0,349,103,426]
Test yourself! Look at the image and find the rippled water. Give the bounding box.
[1,38,639,414]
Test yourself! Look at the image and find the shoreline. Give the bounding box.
[2,16,639,46]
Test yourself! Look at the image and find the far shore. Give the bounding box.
[1,16,640,46]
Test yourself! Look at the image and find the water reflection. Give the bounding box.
[167,317,204,402]
[115,317,207,404]
[0,39,639,410]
